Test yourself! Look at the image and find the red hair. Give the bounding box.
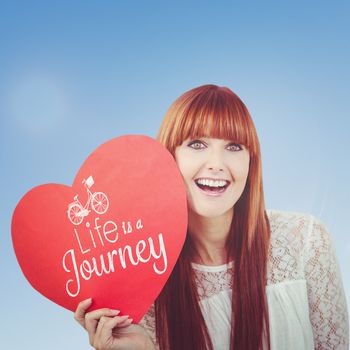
[156,84,271,350]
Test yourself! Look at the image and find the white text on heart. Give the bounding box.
[62,232,167,297]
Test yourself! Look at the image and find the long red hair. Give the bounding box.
[155,84,271,350]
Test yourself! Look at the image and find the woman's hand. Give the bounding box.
[74,298,155,350]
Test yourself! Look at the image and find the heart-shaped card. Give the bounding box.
[12,135,187,322]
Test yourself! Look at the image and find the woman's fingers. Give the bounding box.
[115,317,133,328]
[74,298,92,328]
[74,300,135,348]
[94,315,132,348]
[85,308,121,345]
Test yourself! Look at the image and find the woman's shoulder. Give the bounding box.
[265,209,322,284]
[266,208,313,223]
[265,208,329,242]
[266,208,317,240]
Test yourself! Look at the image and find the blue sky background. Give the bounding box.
[1,1,349,349]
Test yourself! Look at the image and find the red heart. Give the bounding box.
[12,135,187,322]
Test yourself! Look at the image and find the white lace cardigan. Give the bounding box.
[139,210,349,349]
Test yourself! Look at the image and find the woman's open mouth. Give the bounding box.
[194,178,231,195]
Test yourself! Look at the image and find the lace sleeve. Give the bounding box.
[138,304,159,350]
[304,216,349,349]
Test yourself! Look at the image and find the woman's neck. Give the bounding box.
[188,208,233,266]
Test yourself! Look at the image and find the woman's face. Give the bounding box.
[175,137,250,218]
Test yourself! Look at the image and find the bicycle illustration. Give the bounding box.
[67,175,109,225]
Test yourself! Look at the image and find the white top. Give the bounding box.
[139,210,349,349]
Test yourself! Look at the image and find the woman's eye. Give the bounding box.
[227,143,243,151]
[188,140,205,149]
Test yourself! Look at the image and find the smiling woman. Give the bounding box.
[153,85,273,350]
[175,137,250,218]
[74,84,349,350]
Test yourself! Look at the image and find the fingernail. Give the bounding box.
[110,309,120,315]
[128,318,133,323]
[85,298,92,303]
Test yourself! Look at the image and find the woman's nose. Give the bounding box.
[206,150,225,171]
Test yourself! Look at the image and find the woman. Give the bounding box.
[74,85,349,349]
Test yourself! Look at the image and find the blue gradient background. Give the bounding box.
[1,1,349,349]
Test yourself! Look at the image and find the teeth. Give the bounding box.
[196,179,228,187]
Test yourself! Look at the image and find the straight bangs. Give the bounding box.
[158,85,260,158]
